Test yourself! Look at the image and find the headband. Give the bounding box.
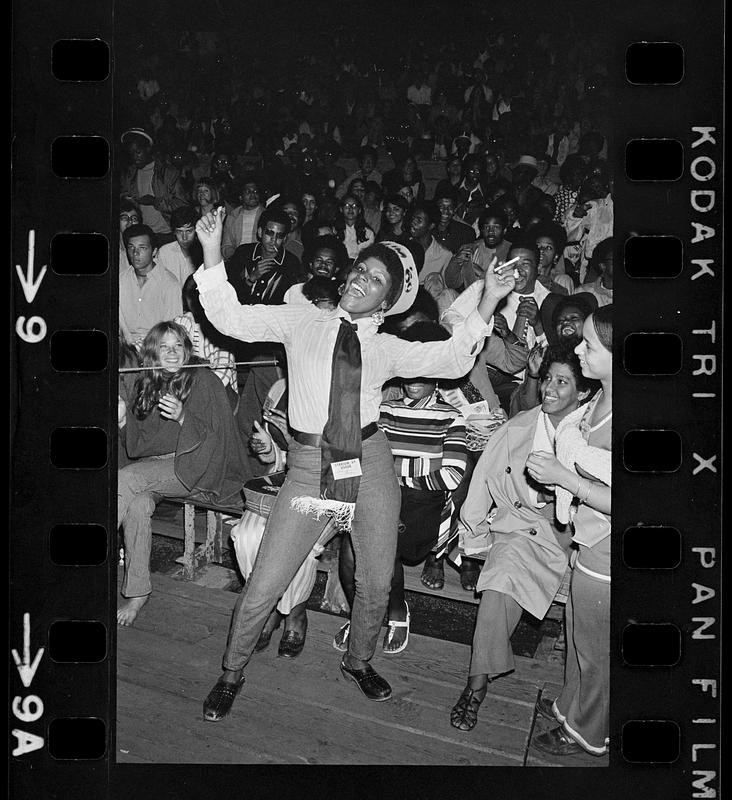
[379,241,418,317]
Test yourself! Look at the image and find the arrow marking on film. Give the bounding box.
[11,613,45,688]
[15,230,47,304]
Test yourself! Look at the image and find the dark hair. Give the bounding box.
[382,286,439,334]
[463,153,484,174]
[270,196,305,229]
[528,220,567,254]
[433,185,459,205]
[132,321,199,419]
[258,207,292,235]
[478,205,509,229]
[347,177,367,195]
[122,223,156,250]
[120,196,142,216]
[398,320,451,343]
[302,275,341,307]
[364,180,382,199]
[384,193,410,212]
[335,195,369,244]
[559,154,586,185]
[354,242,404,309]
[591,305,613,352]
[406,200,438,229]
[538,344,597,398]
[508,235,541,264]
[170,205,198,230]
[358,145,378,163]
[591,236,613,266]
[302,234,349,278]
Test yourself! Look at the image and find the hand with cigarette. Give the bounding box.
[197,207,227,268]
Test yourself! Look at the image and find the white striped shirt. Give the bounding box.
[195,261,492,433]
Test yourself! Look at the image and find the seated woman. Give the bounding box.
[376,194,410,245]
[449,343,597,731]
[335,322,468,654]
[117,321,249,626]
[334,193,375,263]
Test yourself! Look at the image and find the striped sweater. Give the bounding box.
[379,391,468,492]
[379,391,467,555]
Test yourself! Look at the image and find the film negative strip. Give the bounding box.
[9,0,723,797]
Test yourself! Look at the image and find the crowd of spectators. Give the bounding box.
[116,8,614,759]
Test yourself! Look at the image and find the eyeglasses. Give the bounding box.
[342,203,359,210]
[120,214,139,223]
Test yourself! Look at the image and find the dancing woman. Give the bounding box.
[192,207,517,720]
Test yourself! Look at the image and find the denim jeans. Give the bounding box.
[118,456,188,598]
[223,430,400,670]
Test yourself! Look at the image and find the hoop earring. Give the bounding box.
[371,309,385,327]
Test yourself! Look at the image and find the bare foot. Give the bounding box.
[420,554,445,590]
[117,595,149,626]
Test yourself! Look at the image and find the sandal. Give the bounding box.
[332,621,351,652]
[460,558,481,592]
[382,602,410,654]
[420,555,445,590]
[450,684,487,731]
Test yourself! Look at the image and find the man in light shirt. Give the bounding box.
[119,224,183,348]
[221,177,265,261]
[444,207,511,292]
[407,201,452,284]
[156,206,202,286]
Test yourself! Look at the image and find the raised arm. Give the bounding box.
[193,209,303,344]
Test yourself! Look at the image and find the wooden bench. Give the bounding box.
[165,496,244,581]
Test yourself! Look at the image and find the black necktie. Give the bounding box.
[320,318,363,509]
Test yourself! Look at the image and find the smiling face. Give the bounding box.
[385,202,405,228]
[540,361,585,421]
[339,256,393,319]
[575,316,612,381]
[437,197,455,225]
[510,247,539,293]
[403,377,437,401]
[158,331,186,374]
[554,304,586,345]
[480,215,506,248]
[310,246,339,278]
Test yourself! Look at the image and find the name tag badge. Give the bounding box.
[331,458,363,480]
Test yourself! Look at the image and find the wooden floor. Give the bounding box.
[116,569,607,766]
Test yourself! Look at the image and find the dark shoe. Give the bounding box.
[535,695,557,721]
[202,676,245,722]
[450,684,487,731]
[533,726,585,756]
[460,558,481,592]
[277,621,308,659]
[340,659,392,701]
